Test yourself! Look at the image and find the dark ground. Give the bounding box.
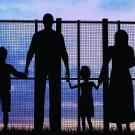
[0,128,135,135]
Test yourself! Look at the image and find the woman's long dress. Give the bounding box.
[104,46,135,123]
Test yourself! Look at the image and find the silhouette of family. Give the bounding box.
[0,13,135,132]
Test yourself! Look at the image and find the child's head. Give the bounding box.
[0,47,7,63]
[80,66,90,81]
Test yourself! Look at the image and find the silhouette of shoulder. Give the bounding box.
[34,29,62,37]
[31,29,65,52]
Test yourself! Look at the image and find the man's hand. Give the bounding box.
[65,69,70,82]
[98,77,102,87]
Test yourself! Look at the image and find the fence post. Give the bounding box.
[117,21,121,31]
[35,19,38,33]
[56,18,62,33]
[77,20,81,131]
[102,19,109,131]
[34,19,38,130]
[56,18,62,131]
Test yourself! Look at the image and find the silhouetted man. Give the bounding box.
[25,13,70,132]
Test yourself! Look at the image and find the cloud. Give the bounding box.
[0,0,135,21]
[99,0,135,11]
[0,0,100,20]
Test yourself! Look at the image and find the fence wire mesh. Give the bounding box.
[0,20,135,130]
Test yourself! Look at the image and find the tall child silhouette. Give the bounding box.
[0,47,26,129]
[68,66,99,131]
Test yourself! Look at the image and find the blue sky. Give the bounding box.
[0,0,135,20]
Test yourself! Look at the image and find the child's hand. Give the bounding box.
[65,77,70,84]
[67,80,73,89]
[66,76,70,82]
[97,84,100,89]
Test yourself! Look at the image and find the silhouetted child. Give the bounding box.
[0,47,26,129]
[68,66,99,131]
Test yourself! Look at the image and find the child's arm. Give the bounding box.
[9,65,27,79]
[68,80,80,89]
[92,82,99,90]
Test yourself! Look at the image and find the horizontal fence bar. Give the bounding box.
[10,78,99,80]
[1,19,135,24]
[10,78,135,80]
[0,20,36,23]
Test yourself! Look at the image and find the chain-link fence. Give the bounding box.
[0,19,135,130]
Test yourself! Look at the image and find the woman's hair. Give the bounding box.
[80,66,90,80]
[115,30,128,47]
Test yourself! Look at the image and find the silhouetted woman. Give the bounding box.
[99,30,135,131]
[68,66,99,131]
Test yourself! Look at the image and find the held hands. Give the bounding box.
[65,69,70,82]
[24,67,29,77]
[65,69,72,88]
[24,67,29,79]
[98,77,102,87]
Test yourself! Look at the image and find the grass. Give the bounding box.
[0,128,134,135]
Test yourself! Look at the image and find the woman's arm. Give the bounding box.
[98,47,112,85]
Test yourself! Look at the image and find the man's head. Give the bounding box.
[43,13,54,29]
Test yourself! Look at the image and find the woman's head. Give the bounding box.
[115,30,128,47]
[80,66,90,81]
[0,47,7,63]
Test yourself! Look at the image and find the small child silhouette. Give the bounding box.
[0,47,27,129]
[68,66,99,131]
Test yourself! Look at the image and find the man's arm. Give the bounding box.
[25,34,36,75]
[60,34,70,80]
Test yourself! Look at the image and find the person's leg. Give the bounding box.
[3,111,8,129]
[116,123,122,131]
[49,71,61,132]
[86,117,93,130]
[34,72,46,132]
[126,123,130,132]
[104,120,109,131]
[81,117,85,131]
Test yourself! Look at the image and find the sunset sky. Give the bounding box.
[0,0,135,20]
